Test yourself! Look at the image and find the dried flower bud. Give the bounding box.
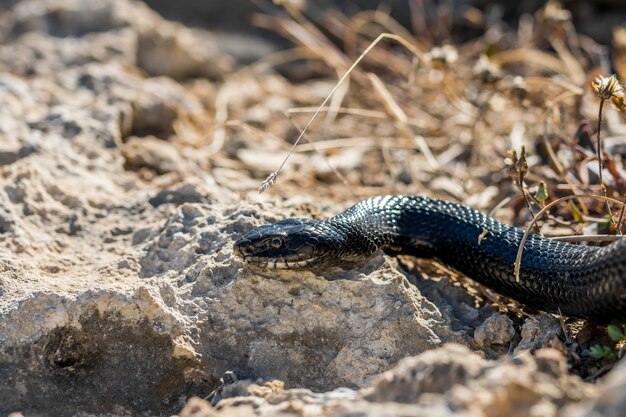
[505,149,519,179]
[516,145,528,182]
[592,75,622,100]
[425,45,459,69]
[592,74,626,113]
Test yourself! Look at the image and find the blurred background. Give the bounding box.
[138,0,625,62]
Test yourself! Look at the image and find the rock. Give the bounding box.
[515,314,563,353]
[59,64,206,138]
[364,344,486,403]
[139,200,467,390]
[148,179,224,208]
[367,345,593,417]
[474,313,516,348]
[122,136,185,174]
[179,397,218,417]
[175,345,594,417]
[3,0,232,79]
[564,357,626,417]
[0,29,138,77]
[0,287,207,415]
[206,374,285,406]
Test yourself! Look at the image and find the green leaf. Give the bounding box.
[570,202,584,224]
[589,344,604,359]
[589,344,614,360]
[534,181,549,204]
[607,325,626,342]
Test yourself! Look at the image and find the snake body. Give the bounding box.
[234,195,626,322]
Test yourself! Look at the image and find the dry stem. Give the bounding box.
[259,32,422,193]
[514,194,625,282]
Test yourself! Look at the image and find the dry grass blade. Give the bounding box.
[553,235,624,243]
[225,120,289,148]
[514,194,626,282]
[259,32,423,193]
[367,72,409,125]
[285,115,356,198]
[367,71,440,179]
[211,46,316,156]
[618,193,626,235]
[591,75,624,221]
[294,137,399,152]
[286,106,389,119]
[344,9,424,58]
[286,106,437,129]
[542,90,588,214]
[550,38,586,85]
[492,49,568,74]
[211,79,232,155]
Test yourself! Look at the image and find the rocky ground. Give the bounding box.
[0,0,625,416]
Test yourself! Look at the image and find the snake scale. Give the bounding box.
[234,195,626,322]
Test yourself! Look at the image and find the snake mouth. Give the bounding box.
[242,256,319,270]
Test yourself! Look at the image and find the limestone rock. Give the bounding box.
[364,343,486,403]
[474,313,516,348]
[122,135,185,174]
[175,345,594,417]
[2,0,232,79]
[515,314,563,353]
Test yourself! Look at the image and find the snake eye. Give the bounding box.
[269,237,283,248]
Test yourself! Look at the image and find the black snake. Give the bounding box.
[234,195,626,322]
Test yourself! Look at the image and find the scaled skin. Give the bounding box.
[234,195,626,322]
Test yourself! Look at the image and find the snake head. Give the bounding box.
[233,218,341,269]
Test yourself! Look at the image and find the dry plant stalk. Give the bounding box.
[553,235,623,243]
[507,146,535,216]
[618,193,626,234]
[284,115,356,198]
[514,194,626,282]
[506,147,541,234]
[591,75,626,221]
[259,32,421,193]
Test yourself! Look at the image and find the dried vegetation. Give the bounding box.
[206,2,626,229]
[197,1,626,376]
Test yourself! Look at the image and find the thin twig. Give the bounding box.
[286,106,388,119]
[259,33,422,193]
[344,9,423,58]
[519,185,537,220]
[285,115,357,199]
[514,194,625,282]
[596,98,614,222]
[286,106,438,129]
[552,234,624,243]
[617,193,626,235]
[488,195,514,218]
